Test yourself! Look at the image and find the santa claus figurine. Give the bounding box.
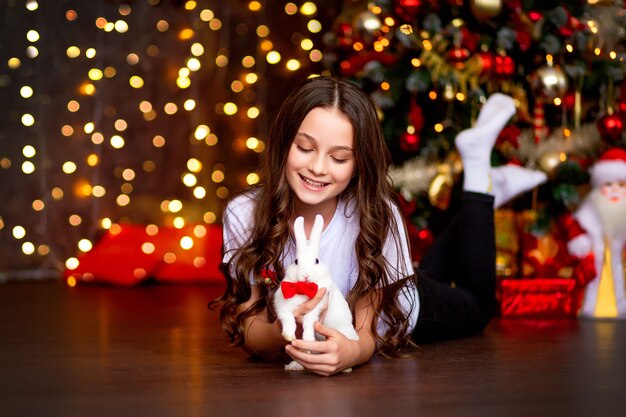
[567,148,626,318]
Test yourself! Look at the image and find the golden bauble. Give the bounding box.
[352,10,382,41]
[530,65,569,100]
[587,0,614,6]
[539,151,562,175]
[428,171,453,210]
[470,0,503,20]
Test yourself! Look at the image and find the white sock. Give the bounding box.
[475,93,517,128]
[491,165,548,208]
[455,93,516,193]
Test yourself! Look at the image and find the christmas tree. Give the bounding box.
[321,0,626,269]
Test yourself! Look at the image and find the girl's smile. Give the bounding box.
[298,173,329,190]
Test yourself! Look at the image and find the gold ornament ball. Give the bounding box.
[539,151,562,175]
[470,0,503,20]
[352,10,382,40]
[587,0,614,6]
[530,65,569,100]
[428,169,454,210]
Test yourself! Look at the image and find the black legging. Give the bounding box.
[412,191,497,343]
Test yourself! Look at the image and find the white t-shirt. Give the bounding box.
[221,190,420,335]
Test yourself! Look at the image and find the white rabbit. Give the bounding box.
[273,214,359,372]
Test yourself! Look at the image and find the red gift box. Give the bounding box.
[497,278,584,318]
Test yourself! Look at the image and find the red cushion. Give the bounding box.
[64,224,223,286]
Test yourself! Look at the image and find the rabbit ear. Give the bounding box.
[309,214,324,250]
[293,216,306,248]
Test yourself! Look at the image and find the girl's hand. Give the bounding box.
[284,321,361,376]
[292,287,328,326]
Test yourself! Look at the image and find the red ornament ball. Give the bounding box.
[477,51,494,75]
[562,92,576,111]
[494,55,515,76]
[496,125,522,148]
[448,46,470,66]
[400,132,420,152]
[406,224,434,263]
[337,22,352,37]
[394,0,423,22]
[516,30,532,52]
[597,113,624,143]
[336,22,353,48]
[408,103,424,131]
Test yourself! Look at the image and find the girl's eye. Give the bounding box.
[296,144,312,153]
[331,157,347,164]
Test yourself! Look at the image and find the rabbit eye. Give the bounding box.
[294,259,298,265]
[315,259,319,264]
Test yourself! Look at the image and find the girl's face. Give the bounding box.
[285,107,356,218]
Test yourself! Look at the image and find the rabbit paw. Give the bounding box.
[281,331,296,342]
[284,361,305,371]
[281,321,297,341]
[302,328,315,342]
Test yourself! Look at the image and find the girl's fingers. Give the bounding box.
[285,344,331,364]
[289,323,343,353]
[295,288,327,315]
[290,339,327,354]
[308,287,327,306]
[284,345,341,376]
[312,321,337,338]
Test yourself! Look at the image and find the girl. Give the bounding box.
[212,76,516,376]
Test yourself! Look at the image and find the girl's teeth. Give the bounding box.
[301,176,326,188]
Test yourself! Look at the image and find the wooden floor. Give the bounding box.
[1,281,625,417]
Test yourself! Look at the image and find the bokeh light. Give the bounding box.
[1,0,330,279]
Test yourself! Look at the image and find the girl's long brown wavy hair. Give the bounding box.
[210,76,417,356]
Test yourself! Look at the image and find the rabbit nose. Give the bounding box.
[301,274,310,280]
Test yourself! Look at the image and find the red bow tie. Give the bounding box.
[280,281,318,299]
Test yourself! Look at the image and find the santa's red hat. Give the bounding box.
[590,147,626,188]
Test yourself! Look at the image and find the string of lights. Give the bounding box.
[0,0,335,281]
